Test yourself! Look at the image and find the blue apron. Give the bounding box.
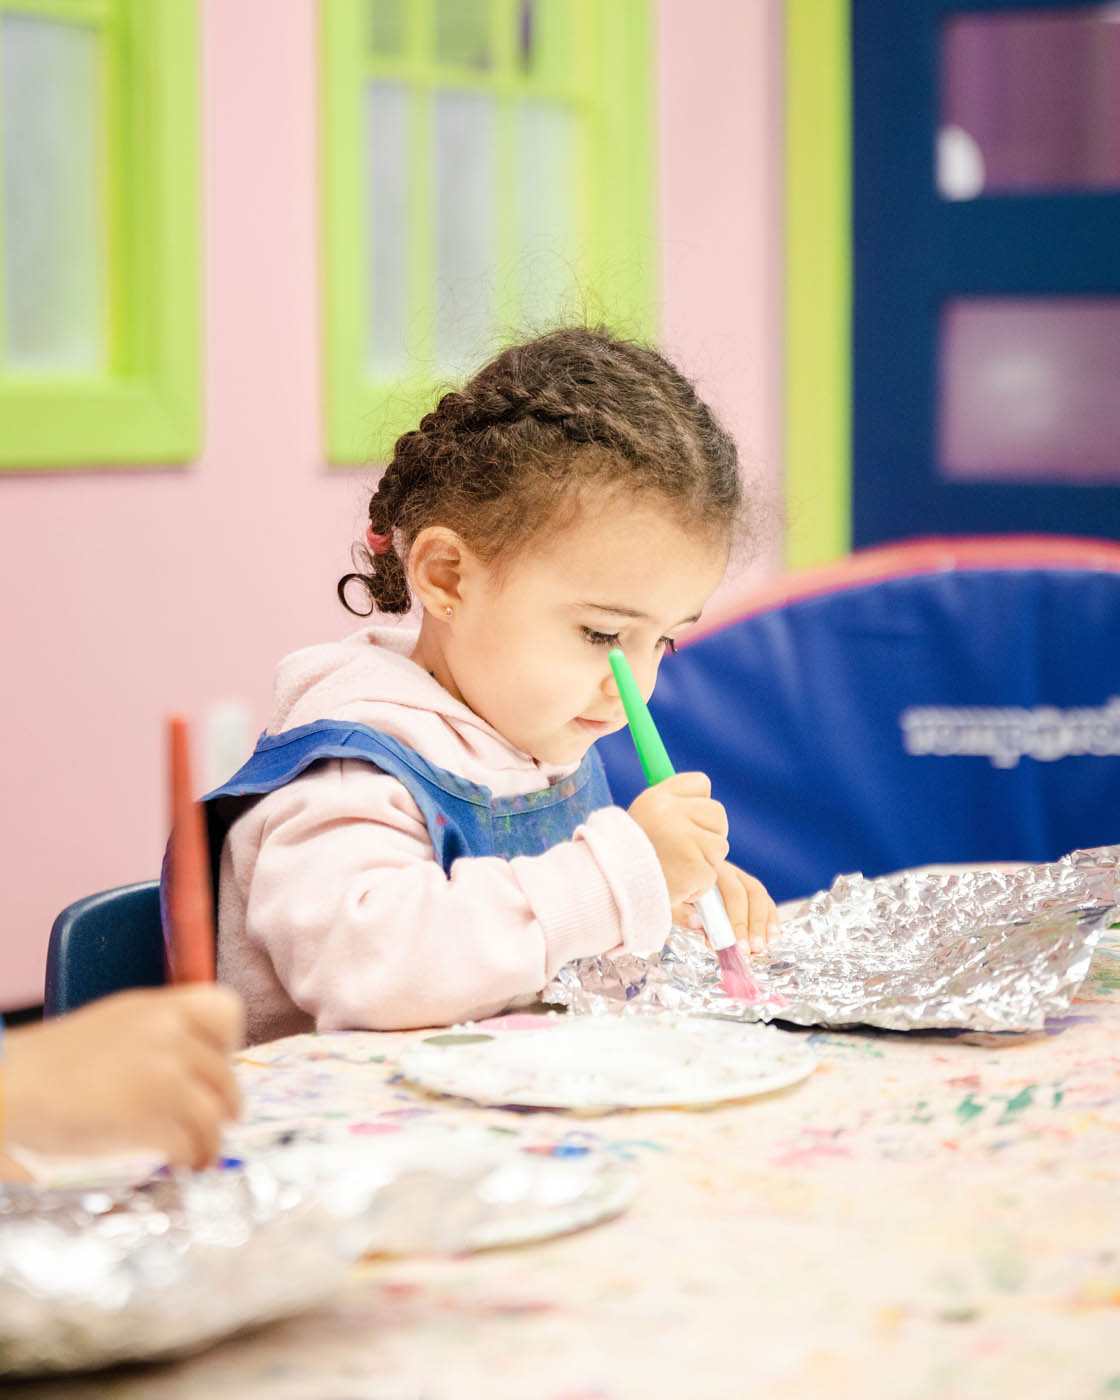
[161,719,614,947]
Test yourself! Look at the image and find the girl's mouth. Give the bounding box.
[575,717,614,734]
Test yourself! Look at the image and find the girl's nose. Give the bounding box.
[604,651,656,702]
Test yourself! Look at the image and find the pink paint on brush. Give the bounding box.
[716,943,761,1001]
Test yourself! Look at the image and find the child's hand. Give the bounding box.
[2,985,244,1171]
[628,772,730,909]
[705,861,780,955]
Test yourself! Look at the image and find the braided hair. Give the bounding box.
[338,326,743,616]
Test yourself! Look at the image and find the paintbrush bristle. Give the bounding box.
[716,943,760,1002]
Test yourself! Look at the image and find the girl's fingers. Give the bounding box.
[679,865,782,955]
[747,885,775,954]
[716,866,780,954]
[664,771,712,799]
[714,865,749,942]
[686,798,730,839]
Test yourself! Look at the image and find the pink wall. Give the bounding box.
[658,0,783,592]
[0,0,782,1009]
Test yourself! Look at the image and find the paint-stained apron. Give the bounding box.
[161,719,614,948]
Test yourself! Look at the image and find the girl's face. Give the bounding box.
[434,492,729,766]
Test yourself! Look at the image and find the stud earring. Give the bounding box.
[444,606,453,618]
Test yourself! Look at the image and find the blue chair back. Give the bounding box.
[597,537,1120,903]
[44,880,166,1016]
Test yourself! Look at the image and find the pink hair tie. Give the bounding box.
[366,527,392,556]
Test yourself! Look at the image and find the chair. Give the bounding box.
[44,880,166,1017]
[596,536,1120,904]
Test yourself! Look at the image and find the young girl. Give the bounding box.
[205,327,778,1043]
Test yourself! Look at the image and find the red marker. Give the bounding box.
[166,715,216,983]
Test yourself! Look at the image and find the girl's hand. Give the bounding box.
[628,772,730,909]
[687,862,780,955]
[2,985,244,1171]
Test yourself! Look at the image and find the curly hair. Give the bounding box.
[338,326,744,616]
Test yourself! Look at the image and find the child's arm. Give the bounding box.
[1,986,243,1174]
[225,759,671,1033]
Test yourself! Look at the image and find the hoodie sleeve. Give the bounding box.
[222,756,670,1034]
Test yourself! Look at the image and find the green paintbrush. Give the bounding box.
[608,648,759,1000]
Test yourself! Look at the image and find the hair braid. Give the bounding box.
[338,325,744,617]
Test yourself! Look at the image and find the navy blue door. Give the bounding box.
[852,0,1120,546]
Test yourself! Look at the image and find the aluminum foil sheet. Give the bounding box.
[544,848,1120,1033]
[0,1137,388,1377]
[0,1126,635,1377]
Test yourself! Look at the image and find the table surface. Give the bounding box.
[12,928,1120,1400]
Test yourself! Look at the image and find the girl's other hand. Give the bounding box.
[703,862,779,955]
[2,985,244,1171]
[627,772,730,909]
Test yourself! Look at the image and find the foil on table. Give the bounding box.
[544,848,1120,1033]
[0,1142,376,1376]
[0,1125,634,1377]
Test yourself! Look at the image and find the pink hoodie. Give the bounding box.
[218,625,671,1042]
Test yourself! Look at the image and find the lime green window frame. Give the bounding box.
[0,0,199,469]
[784,0,851,567]
[322,0,655,464]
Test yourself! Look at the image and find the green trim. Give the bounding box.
[322,0,655,464]
[0,0,200,467]
[0,0,110,24]
[784,0,851,567]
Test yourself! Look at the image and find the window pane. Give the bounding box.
[364,82,410,378]
[367,0,406,57]
[517,0,572,82]
[434,92,496,369]
[938,298,1120,483]
[938,7,1120,198]
[1,14,104,372]
[515,100,578,324]
[435,0,492,71]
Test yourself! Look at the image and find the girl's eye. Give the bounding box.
[581,627,676,654]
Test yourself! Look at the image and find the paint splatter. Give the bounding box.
[956,1094,984,1124]
[997,1086,1034,1123]
[422,1033,495,1046]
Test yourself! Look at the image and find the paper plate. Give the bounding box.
[225,1120,637,1256]
[397,1015,816,1111]
[332,1125,637,1254]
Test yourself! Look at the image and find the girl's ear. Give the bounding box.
[408,526,483,619]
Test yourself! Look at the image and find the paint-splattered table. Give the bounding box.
[13,929,1120,1400]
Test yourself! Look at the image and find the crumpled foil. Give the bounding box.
[0,1126,634,1377]
[0,1139,388,1377]
[544,848,1120,1033]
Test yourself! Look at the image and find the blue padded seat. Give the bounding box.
[596,536,1120,904]
[44,880,165,1017]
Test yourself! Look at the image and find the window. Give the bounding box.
[939,297,1120,483]
[322,0,655,463]
[0,0,199,469]
[938,6,1120,200]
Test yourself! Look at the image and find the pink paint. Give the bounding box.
[716,944,762,1001]
[348,1121,402,1136]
